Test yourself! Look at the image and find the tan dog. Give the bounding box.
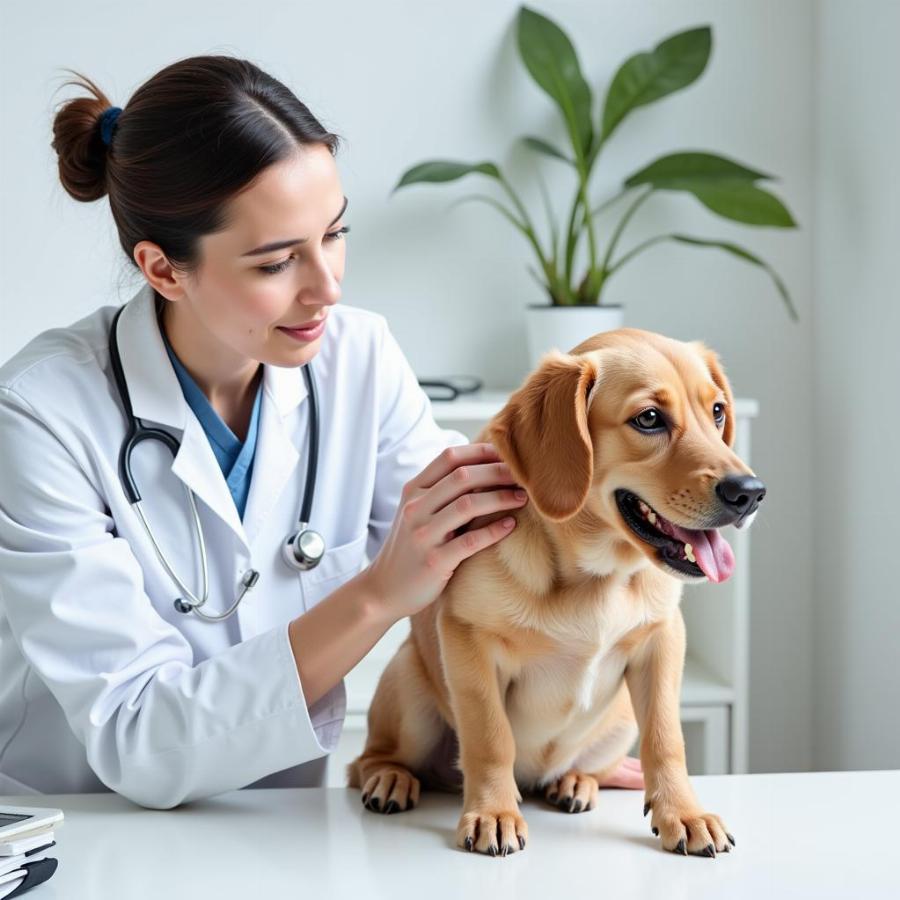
[347,328,764,857]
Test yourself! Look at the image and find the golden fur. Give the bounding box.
[347,328,752,857]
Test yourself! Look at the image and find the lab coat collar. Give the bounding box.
[116,282,309,428]
[115,282,308,550]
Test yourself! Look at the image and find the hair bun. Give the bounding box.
[51,71,117,202]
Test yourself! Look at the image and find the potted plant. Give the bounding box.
[393,5,799,367]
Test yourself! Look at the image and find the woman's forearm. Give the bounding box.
[287,570,395,709]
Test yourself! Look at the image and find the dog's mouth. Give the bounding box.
[614,489,735,583]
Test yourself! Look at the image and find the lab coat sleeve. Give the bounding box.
[0,387,336,810]
[366,317,470,561]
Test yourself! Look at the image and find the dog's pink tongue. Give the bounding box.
[667,524,735,583]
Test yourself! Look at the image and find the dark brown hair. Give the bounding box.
[50,55,342,278]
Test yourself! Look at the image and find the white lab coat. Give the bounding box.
[0,282,467,808]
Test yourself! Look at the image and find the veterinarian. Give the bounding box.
[0,56,640,809]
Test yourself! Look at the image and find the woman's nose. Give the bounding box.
[303,256,341,305]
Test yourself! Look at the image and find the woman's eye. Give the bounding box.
[632,408,666,432]
[260,257,292,275]
[713,402,726,426]
[259,225,351,275]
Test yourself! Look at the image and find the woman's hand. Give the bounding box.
[597,756,645,789]
[363,442,528,624]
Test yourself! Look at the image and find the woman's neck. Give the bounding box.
[156,294,261,439]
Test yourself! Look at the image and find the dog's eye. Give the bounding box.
[713,403,727,426]
[631,408,666,432]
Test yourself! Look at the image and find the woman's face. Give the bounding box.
[172,143,347,371]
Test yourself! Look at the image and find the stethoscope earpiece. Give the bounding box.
[282,527,326,571]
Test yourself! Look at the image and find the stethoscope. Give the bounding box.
[107,304,325,622]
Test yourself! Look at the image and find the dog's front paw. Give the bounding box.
[457,806,528,856]
[644,798,735,857]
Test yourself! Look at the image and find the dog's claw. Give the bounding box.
[701,843,716,858]
[573,799,583,813]
[465,836,474,852]
[488,845,497,857]
[727,832,736,847]
[652,826,659,836]
[518,835,526,850]
[384,800,398,815]
[643,801,651,817]
[674,838,687,855]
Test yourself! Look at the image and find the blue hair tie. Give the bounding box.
[99,106,122,147]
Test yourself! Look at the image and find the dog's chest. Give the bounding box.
[503,596,641,726]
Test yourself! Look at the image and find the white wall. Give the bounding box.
[813,1,900,769]
[0,0,816,772]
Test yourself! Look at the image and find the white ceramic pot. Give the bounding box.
[524,304,625,369]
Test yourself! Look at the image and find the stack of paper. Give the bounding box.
[0,827,59,899]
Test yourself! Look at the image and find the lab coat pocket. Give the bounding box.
[300,532,368,608]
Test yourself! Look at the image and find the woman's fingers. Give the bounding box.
[369,442,528,622]
[409,443,503,493]
[421,459,520,517]
[441,511,522,570]
[428,484,528,542]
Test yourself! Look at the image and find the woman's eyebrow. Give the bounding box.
[241,196,349,256]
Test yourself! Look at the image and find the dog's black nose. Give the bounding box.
[715,474,766,517]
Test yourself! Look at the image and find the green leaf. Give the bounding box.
[624,151,773,189]
[601,26,711,143]
[393,160,500,192]
[517,6,594,158]
[446,193,527,234]
[690,182,797,227]
[670,235,798,320]
[521,135,574,165]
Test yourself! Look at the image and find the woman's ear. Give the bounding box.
[693,343,736,448]
[487,350,599,521]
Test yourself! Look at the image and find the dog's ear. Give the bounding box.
[694,343,736,448]
[487,350,598,521]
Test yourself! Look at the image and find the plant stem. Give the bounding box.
[590,188,629,219]
[600,187,654,275]
[607,234,669,277]
[497,172,551,274]
[577,165,598,276]
[535,167,560,267]
[563,182,583,301]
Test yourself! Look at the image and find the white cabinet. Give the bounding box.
[329,391,758,786]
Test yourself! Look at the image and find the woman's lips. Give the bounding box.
[277,318,326,342]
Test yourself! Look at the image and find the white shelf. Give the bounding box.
[682,654,735,705]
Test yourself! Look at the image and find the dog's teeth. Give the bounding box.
[638,501,650,515]
[647,512,657,525]
[685,544,696,564]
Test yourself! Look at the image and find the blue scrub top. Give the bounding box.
[160,330,262,521]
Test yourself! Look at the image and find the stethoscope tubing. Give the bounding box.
[107,303,323,621]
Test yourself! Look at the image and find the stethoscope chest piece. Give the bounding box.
[282,525,326,571]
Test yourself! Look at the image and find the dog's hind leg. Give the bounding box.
[346,636,451,814]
